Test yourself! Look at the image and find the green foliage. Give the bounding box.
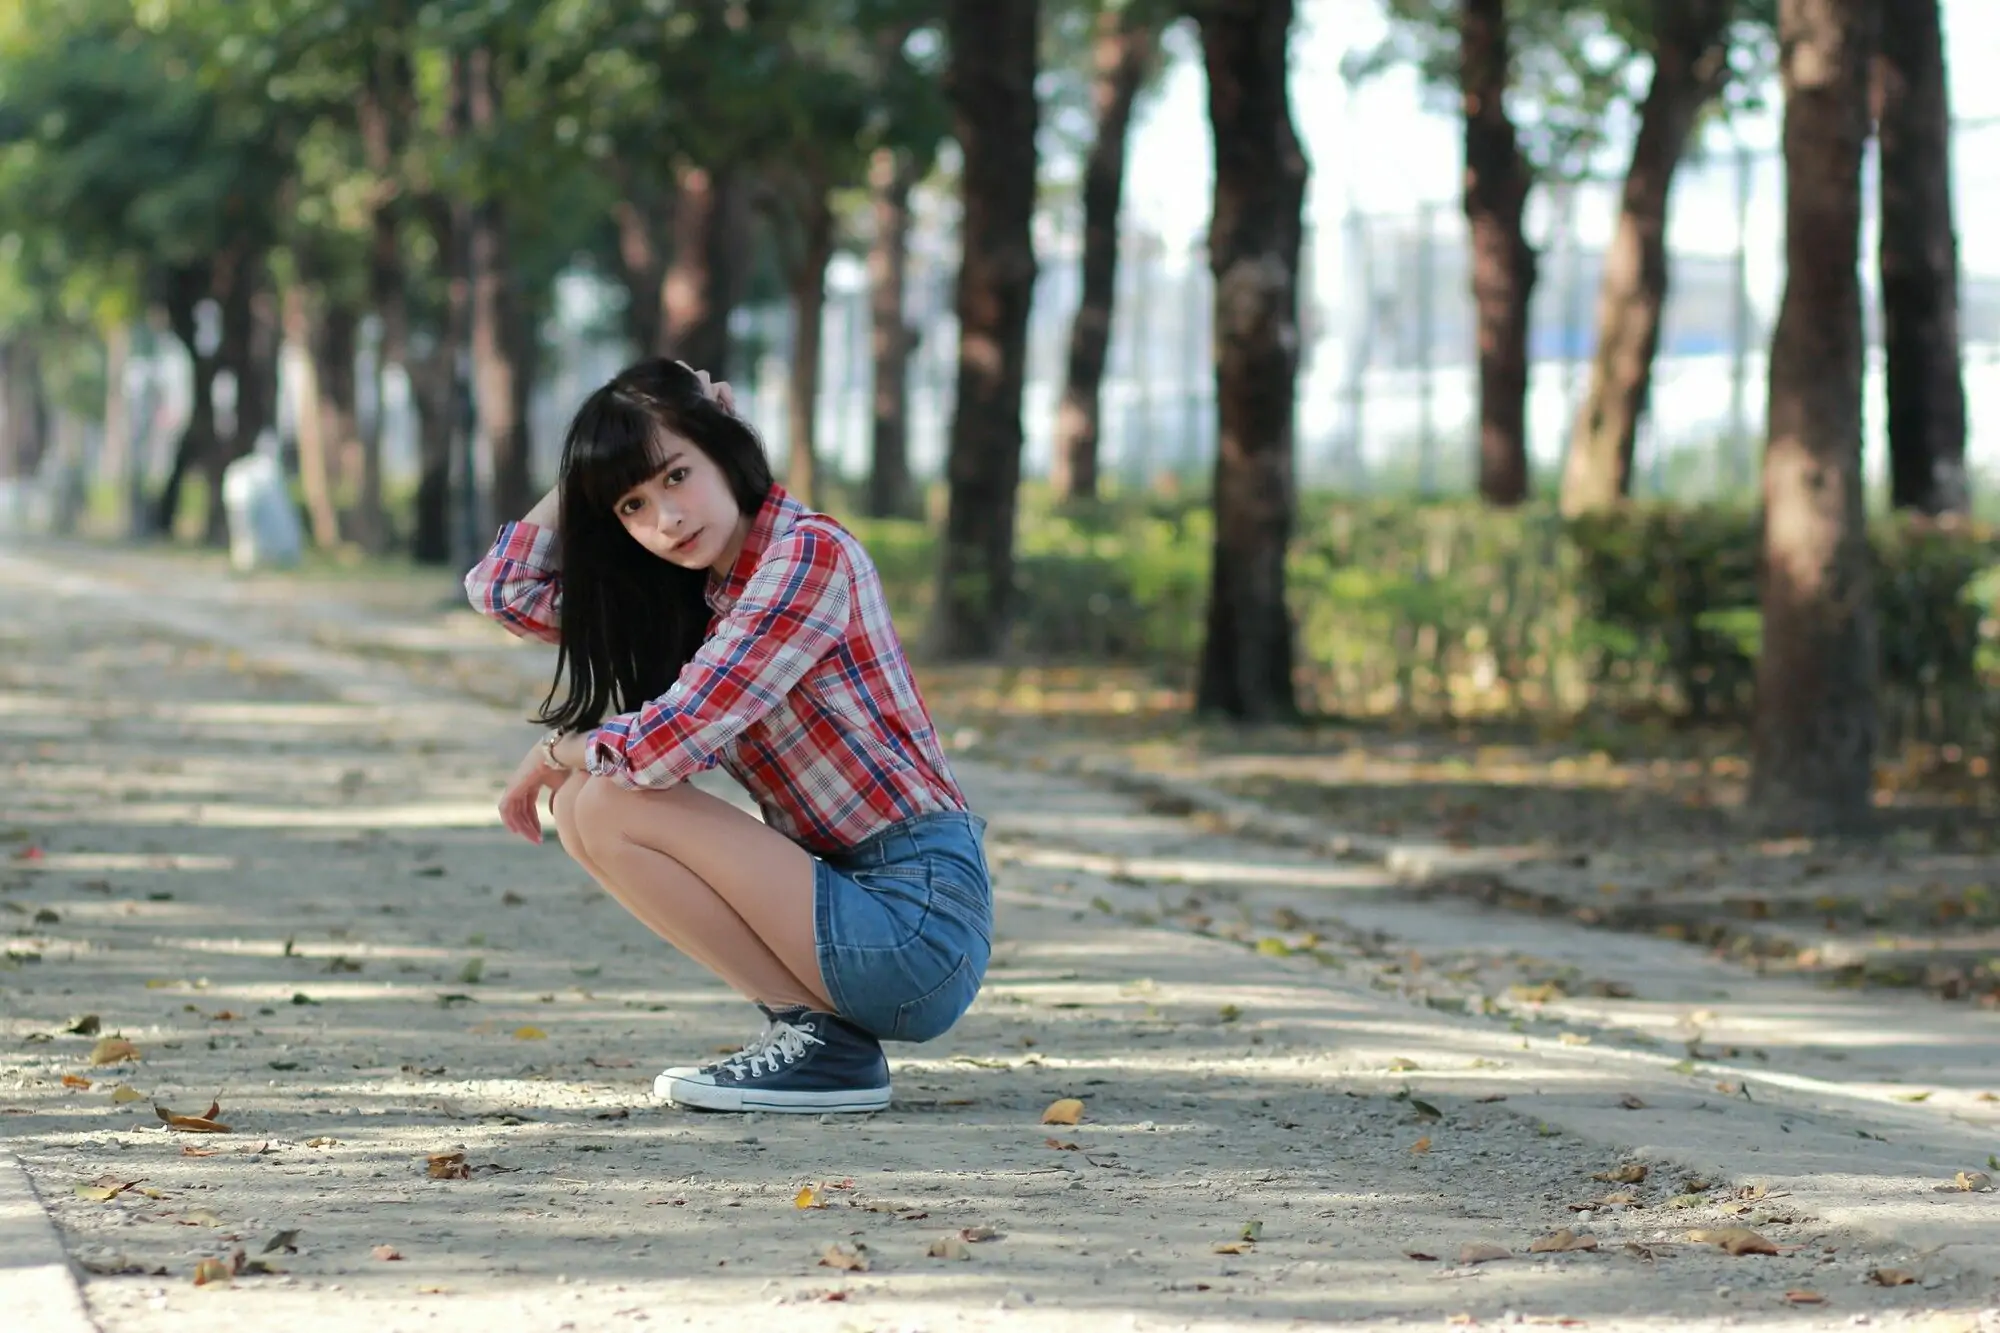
[859,495,2000,750]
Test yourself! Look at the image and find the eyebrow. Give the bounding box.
[618,452,686,503]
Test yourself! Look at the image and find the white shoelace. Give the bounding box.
[723,1021,823,1079]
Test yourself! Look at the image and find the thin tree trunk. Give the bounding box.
[202,246,270,547]
[613,189,670,360]
[0,340,48,479]
[1193,0,1308,722]
[1561,0,1734,515]
[1052,9,1157,503]
[661,164,744,377]
[98,323,131,530]
[467,45,531,528]
[411,65,471,566]
[283,285,343,549]
[1878,0,1967,516]
[314,302,362,530]
[1461,0,1537,506]
[1752,0,1879,831]
[156,263,219,537]
[785,187,835,509]
[932,0,1041,660]
[866,147,919,520]
[358,18,413,553]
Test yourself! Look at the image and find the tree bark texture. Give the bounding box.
[1752,0,1880,831]
[661,164,746,377]
[1192,0,1309,721]
[784,186,835,509]
[467,46,531,530]
[866,147,920,520]
[932,0,1041,660]
[1460,0,1537,506]
[1560,0,1734,515]
[613,189,670,361]
[1877,0,1968,516]
[357,15,414,553]
[282,284,343,549]
[1051,8,1158,503]
[0,340,48,480]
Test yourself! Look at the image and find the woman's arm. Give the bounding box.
[463,485,564,645]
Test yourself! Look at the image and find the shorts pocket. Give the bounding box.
[890,951,975,1043]
[839,864,935,951]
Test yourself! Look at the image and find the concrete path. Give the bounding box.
[3,541,1999,1332]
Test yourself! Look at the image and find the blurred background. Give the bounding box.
[0,0,1993,832]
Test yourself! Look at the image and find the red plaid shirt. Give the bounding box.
[465,485,968,854]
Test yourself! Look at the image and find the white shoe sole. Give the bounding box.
[655,1074,891,1114]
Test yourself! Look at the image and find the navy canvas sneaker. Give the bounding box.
[657,1004,784,1082]
[654,1007,891,1114]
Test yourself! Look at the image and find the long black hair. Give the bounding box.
[533,358,774,734]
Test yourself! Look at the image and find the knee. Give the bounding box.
[551,771,601,858]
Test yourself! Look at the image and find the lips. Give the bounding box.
[667,528,703,556]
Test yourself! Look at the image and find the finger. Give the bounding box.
[714,381,736,412]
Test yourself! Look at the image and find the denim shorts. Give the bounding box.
[813,811,992,1043]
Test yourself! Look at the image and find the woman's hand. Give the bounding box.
[499,745,568,844]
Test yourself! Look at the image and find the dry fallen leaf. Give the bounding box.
[60,1074,91,1089]
[1044,1137,1079,1151]
[926,1236,972,1260]
[180,1146,219,1158]
[1687,1227,1778,1257]
[263,1230,301,1255]
[89,1038,141,1066]
[108,1084,144,1104]
[1388,1057,1421,1072]
[67,1015,101,1036]
[512,1026,547,1041]
[426,1152,471,1181]
[372,1245,404,1262]
[1784,1290,1825,1305]
[1947,1171,1993,1194]
[794,1185,824,1209]
[1619,1094,1647,1110]
[75,1176,143,1202]
[156,1100,231,1133]
[305,1136,340,1148]
[1529,1229,1599,1254]
[1406,1251,1440,1262]
[1410,1136,1432,1154]
[1041,1097,1085,1126]
[819,1242,870,1272]
[191,1258,232,1286]
[1869,1267,1916,1287]
[960,1226,1002,1242]
[1212,1241,1253,1255]
[1458,1242,1512,1265]
[1592,1163,1648,1185]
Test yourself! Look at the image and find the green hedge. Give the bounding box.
[850,497,2000,745]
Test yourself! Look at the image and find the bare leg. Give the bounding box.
[553,773,831,1012]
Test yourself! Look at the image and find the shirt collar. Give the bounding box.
[706,483,800,612]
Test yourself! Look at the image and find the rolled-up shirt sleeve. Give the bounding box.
[463,522,563,645]
[586,524,852,790]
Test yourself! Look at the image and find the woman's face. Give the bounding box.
[611,434,748,576]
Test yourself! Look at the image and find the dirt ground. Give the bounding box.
[3,542,2000,1332]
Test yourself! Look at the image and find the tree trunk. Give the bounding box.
[357,19,414,554]
[1752,0,1879,832]
[1877,0,1967,516]
[202,247,273,547]
[613,187,670,360]
[156,263,219,537]
[282,284,343,549]
[314,302,362,529]
[1193,0,1308,722]
[467,46,531,528]
[1561,0,1734,516]
[99,323,132,532]
[1052,8,1157,504]
[866,147,920,520]
[410,65,470,566]
[1460,0,1537,507]
[785,187,835,509]
[0,340,48,479]
[660,163,745,377]
[932,0,1041,660]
